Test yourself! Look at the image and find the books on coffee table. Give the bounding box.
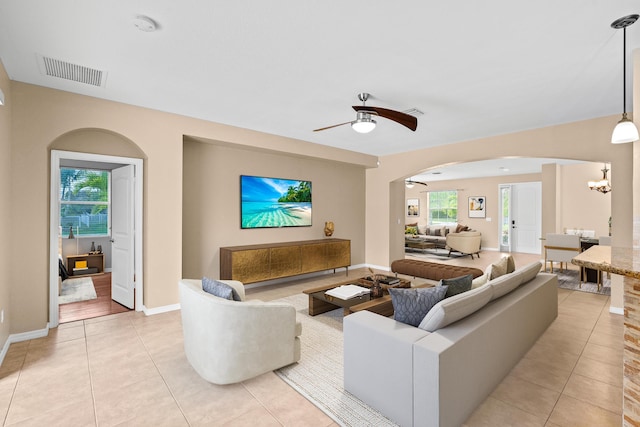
[325,284,370,300]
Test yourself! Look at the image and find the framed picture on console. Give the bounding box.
[468,196,485,218]
[407,198,419,217]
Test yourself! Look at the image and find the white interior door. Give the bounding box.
[511,182,542,254]
[111,165,135,308]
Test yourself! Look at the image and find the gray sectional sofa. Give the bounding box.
[343,262,558,427]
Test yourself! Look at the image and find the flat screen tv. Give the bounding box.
[240,175,312,229]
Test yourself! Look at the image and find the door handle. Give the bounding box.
[110,238,115,243]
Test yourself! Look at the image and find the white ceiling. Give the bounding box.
[0,1,638,164]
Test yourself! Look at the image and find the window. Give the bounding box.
[60,168,110,236]
[428,190,458,224]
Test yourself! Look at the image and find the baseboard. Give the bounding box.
[142,303,180,316]
[0,324,51,367]
[610,306,624,315]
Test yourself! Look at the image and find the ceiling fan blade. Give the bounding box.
[353,106,418,131]
[313,121,352,132]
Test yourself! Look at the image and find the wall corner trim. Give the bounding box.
[142,303,181,316]
[0,324,50,366]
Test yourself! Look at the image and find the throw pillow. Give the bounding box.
[418,284,494,332]
[489,257,509,280]
[506,255,516,274]
[389,286,448,327]
[202,277,241,301]
[405,226,418,235]
[440,274,473,298]
[455,223,465,233]
[471,273,488,289]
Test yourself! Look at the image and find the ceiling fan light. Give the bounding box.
[611,114,639,144]
[405,181,415,189]
[351,118,376,133]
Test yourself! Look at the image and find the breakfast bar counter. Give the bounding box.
[572,245,640,424]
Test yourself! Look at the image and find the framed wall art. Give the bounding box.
[407,198,420,217]
[468,196,485,218]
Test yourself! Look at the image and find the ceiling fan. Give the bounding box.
[405,179,428,189]
[313,93,418,133]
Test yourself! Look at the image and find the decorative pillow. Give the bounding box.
[489,257,509,280]
[455,224,465,233]
[389,286,448,327]
[405,223,418,230]
[202,277,241,301]
[506,255,516,274]
[418,284,494,332]
[471,273,489,289]
[428,227,440,236]
[440,274,473,298]
[405,226,418,235]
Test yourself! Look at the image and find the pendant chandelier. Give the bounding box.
[610,14,639,144]
[587,164,612,194]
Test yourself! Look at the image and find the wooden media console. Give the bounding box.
[220,238,350,284]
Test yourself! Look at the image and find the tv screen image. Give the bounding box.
[241,175,312,229]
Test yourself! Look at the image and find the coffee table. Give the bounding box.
[303,276,411,317]
[405,236,436,251]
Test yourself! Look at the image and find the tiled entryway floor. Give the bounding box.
[0,252,623,426]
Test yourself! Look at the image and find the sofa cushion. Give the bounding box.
[489,256,509,280]
[440,274,473,298]
[517,261,542,285]
[506,255,516,274]
[488,272,522,300]
[202,277,241,301]
[418,284,494,332]
[389,286,448,327]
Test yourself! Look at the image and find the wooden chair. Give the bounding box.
[544,233,581,273]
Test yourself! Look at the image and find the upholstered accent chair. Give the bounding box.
[446,231,482,259]
[179,279,301,385]
[544,233,581,273]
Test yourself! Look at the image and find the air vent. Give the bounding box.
[403,108,424,116]
[38,55,107,87]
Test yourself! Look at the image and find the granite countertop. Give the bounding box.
[572,245,640,279]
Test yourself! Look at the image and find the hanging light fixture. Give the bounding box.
[405,179,428,189]
[351,111,376,133]
[588,164,612,194]
[611,14,639,144]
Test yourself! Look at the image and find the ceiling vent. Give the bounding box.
[38,55,107,87]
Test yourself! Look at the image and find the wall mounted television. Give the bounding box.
[240,175,312,229]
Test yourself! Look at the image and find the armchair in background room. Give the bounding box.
[544,233,581,273]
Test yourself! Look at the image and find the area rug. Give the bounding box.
[555,268,611,296]
[274,294,398,427]
[58,277,97,304]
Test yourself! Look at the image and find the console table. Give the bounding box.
[220,238,350,284]
[66,253,104,276]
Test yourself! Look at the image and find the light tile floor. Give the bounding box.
[0,252,623,426]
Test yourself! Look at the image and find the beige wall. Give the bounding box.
[0,61,11,346]
[182,139,366,279]
[9,81,375,335]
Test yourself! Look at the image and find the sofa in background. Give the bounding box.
[344,261,557,427]
[405,223,478,250]
[446,230,482,259]
[179,279,301,385]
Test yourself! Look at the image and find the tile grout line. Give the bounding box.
[83,320,99,427]
[1,345,28,427]
[131,315,192,426]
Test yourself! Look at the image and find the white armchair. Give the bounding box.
[179,279,301,385]
[544,233,581,273]
[446,231,482,259]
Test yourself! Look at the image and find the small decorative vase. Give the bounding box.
[97,245,102,253]
[90,241,96,252]
[68,226,74,239]
[371,278,383,299]
[324,221,334,237]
